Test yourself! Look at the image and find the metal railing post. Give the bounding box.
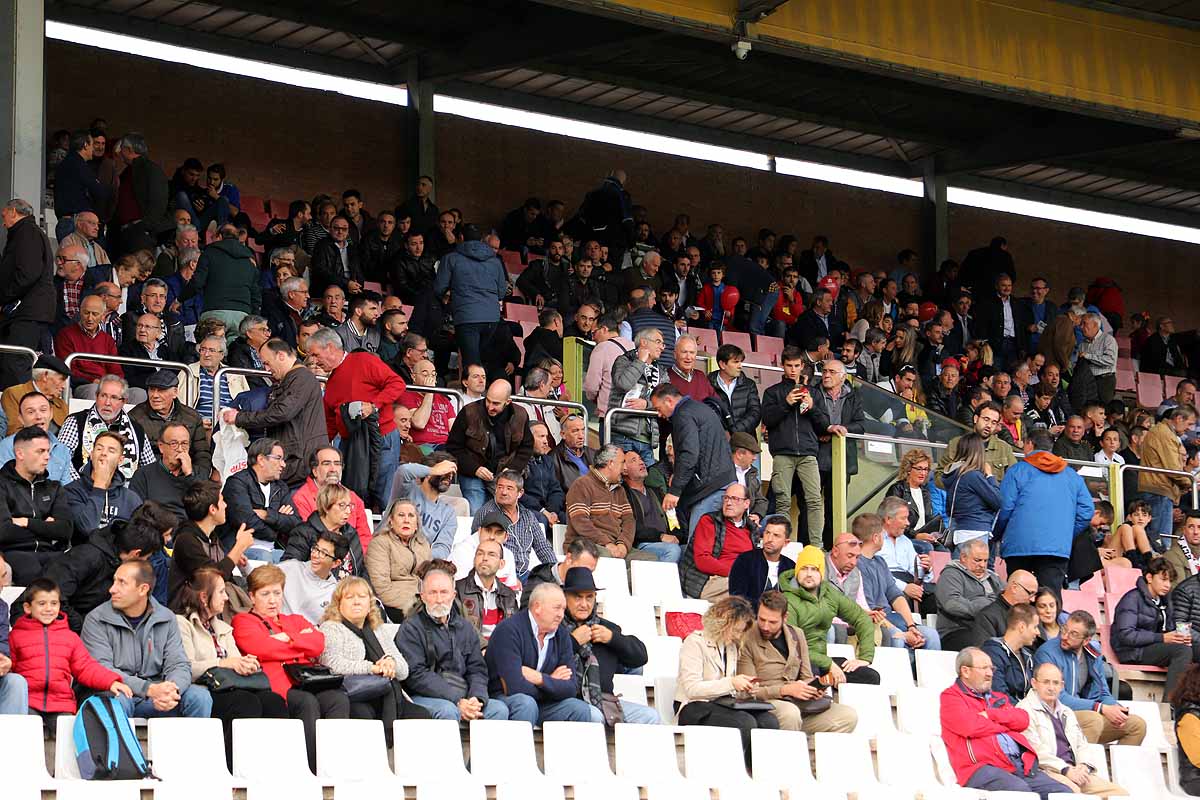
[601,407,659,447]
[832,434,847,538]
[64,353,196,406]
[1109,461,1124,521]
[512,395,589,430]
[404,385,465,414]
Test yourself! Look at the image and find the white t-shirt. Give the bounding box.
[766,559,780,589]
[278,559,337,625]
[909,487,927,530]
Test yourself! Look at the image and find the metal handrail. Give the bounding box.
[405,385,465,414]
[513,395,589,429]
[741,361,784,373]
[843,431,951,450]
[601,406,659,445]
[63,353,195,406]
[1116,462,1199,519]
[210,366,272,428]
[0,344,38,364]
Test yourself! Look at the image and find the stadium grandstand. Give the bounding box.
[3,0,1200,798]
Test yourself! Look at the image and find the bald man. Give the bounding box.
[55,294,123,399]
[403,358,456,449]
[447,380,534,513]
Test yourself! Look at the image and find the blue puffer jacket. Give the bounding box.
[433,240,507,325]
[996,451,1093,559]
[1112,576,1173,663]
[941,465,1002,533]
[1033,636,1115,712]
[980,636,1033,699]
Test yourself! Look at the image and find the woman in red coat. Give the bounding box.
[10,578,131,723]
[232,563,349,770]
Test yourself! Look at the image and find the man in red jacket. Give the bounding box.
[54,294,123,399]
[940,646,1064,798]
[308,327,407,509]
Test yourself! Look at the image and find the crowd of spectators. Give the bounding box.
[1,124,1199,794]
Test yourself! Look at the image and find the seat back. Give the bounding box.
[234,718,312,780]
[316,719,392,780]
[915,649,959,690]
[896,686,942,737]
[682,726,750,784]
[755,335,784,364]
[0,713,53,784]
[470,720,542,782]
[55,714,82,779]
[814,732,877,788]
[875,731,938,789]
[612,673,649,707]
[653,675,677,724]
[147,718,232,783]
[630,560,683,604]
[836,683,896,739]
[1124,700,1168,751]
[642,635,683,682]
[1061,589,1102,621]
[495,783,563,800]
[601,595,658,642]
[928,550,951,581]
[871,646,916,695]
[594,556,631,598]
[750,728,813,785]
[692,328,719,355]
[55,786,141,800]
[415,783,486,800]
[542,721,614,780]
[392,719,470,783]
[247,783,323,800]
[1078,742,1110,780]
[722,331,752,352]
[615,723,683,782]
[1109,744,1168,796]
[1104,566,1140,597]
[1136,372,1164,408]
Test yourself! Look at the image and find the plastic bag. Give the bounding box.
[212,422,249,486]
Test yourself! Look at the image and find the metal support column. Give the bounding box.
[922,158,948,271]
[406,60,436,189]
[0,0,45,218]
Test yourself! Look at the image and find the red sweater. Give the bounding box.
[668,367,715,403]
[691,515,753,577]
[10,613,122,712]
[54,324,123,384]
[231,611,325,697]
[322,352,407,439]
[772,289,805,325]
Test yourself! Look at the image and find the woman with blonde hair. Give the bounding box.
[283,483,365,579]
[675,596,775,758]
[319,576,428,744]
[849,299,884,343]
[365,499,431,622]
[886,449,942,550]
[940,432,1002,556]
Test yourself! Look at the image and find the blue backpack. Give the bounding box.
[73,694,154,780]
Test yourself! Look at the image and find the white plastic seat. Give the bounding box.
[543,721,616,780]
[653,675,677,723]
[233,718,315,783]
[148,717,238,787]
[552,523,566,558]
[876,732,975,799]
[316,719,395,783]
[10,787,39,800]
[416,783,487,800]
[1078,742,1110,781]
[1126,700,1168,751]
[751,729,815,788]
[594,556,631,598]
[470,719,543,783]
[642,635,683,685]
[337,782,413,800]
[496,781,564,800]
[154,786,234,800]
[56,785,142,800]
[897,686,942,736]
[630,560,682,605]
[930,738,964,788]
[872,646,917,695]
[246,783,322,800]
[915,649,959,690]
[55,714,83,779]
[0,713,53,787]
[0,584,24,606]
[836,683,895,740]
[612,672,649,706]
[574,783,640,800]
[815,732,881,791]
[615,723,686,784]
[683,726,752,785]
[827,643,855,660]
[392,719,471,783]
[1110,743,1186,800]
[982,793,1037,800]
[602,595,659,642]
[715,786,784,800]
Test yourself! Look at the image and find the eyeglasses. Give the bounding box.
[197,346,221,355]
[159,440,189,449]
[55,256,81,264]
[264,454,285,462]
[911,465,930,472]
[136,323,161,331]
[310,545,336,560]
[1062,628,1089,642]
[333,501,353,510]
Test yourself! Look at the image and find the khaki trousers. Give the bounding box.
[700,576,730,602]
[1075,709,1147,746]
[768,698,857,733]
[1046,769,1129,795]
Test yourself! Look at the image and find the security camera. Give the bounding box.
[732,40,751,60]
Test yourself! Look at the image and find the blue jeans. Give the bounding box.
[410,696,510,721]
[376,428,401,510]
[1145,492,1176,551]
[586,700,661,725]
[684,484,732,542]
[965,764,1062,799]
[0,673,29,714]
[244,547,284,563]
[749,292,778,336]
[498,693,595,724]
[612,435,656,468]
[455,321,497,374]
[114,685,213,719]
[880,611,942,651]
[637,541,682,563]
[176,190,231,230]
[459,475,489,514]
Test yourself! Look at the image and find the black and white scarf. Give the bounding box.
[81,409,142,479]
[1181,538,1200,577]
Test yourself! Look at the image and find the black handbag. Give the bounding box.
[343,674,392,701]
[713,696,775,713]
[283,663,345,693]
[198,666,271,694]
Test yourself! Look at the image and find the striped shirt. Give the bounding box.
[470,500,556,576]
[196,366,235,420]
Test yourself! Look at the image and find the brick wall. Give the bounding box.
[46,40,1200,326]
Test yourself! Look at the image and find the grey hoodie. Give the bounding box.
[81,597,192,696]
[933,559,1003,640]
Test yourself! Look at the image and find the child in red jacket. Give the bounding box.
[10,578,131,724]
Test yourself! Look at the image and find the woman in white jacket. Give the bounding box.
[318,576,429,741]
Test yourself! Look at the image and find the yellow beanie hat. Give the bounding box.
[794,545,826,579]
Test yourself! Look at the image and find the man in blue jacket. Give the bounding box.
[996,430,1093,598]
[485,581,595,724]
[1033,610,1146,745]
[432,223,507,373]
[980,603,1038,698]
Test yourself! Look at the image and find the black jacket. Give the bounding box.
[227,337,268,389]
[521,562,561,611]
[232,365,330,488]
[980,636,1033,699]
[729,551,796,606]
[117,339,187,391]
[568,616,648,694]
[360,231,400,284]
[221,467,302,548]
[128,398,213,481]
[666,396,737,508]
[557,275,617,317]
[925,381,962,421]
[975,295,1032,358]
[1140,334,1187,375]
[967,595,1014,648]
[515,259,567,309]
[789,308,845,350]
[44,525,123,632]
[310,238,364,297]
[0,215,56,324]
[760,379,824,457]
[706,371,761,436]
[809,383,865,475]
[389,252,436,305]
[283,512,366,579]
[119,307,191,365]
[339,404,383,509]
[1172,574,1200,629]
[128,461,197,523]
[885,480,939,536]
[523,327,564,370]
[0,461,72,553]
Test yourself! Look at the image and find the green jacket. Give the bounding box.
[779,571,875,670]
[185,238,262,314]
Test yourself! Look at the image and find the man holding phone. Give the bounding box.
[760,346,825,544]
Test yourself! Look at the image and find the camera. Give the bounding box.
[732,40,751,60]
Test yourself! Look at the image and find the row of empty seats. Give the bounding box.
[7,715,1184,800]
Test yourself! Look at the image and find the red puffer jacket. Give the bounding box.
[940,679,1037,785]
[9,612,122,712]
[231,611,325,697]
